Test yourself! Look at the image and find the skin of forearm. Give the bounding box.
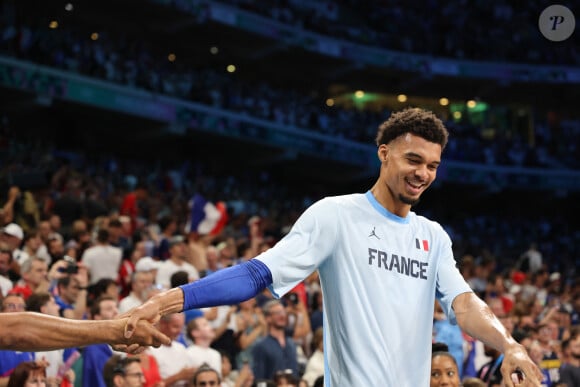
[154,287,185,316]
[453,292,517,352]
[0,313,124,351]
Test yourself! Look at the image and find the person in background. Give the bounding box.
[7,361,47,387]
[147,313,194,387]
[81,229,122,286]
[559,327,580,387]
[82,296,120,387]
[0,293,35,385]
[301,328,323,387]
[26,292,76,386]
[431,345,461,387]
[251,300,298,381]
[476,344,504,386]
[192,365,220,387]
[185,316,222,376]
[10,257,49,300]
[0,244,14,296]
[103,355,146,387]
[118,271,154,314]
[234,297,266,369]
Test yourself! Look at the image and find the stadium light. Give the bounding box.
[397,94,407,103]
[439,98,449,106]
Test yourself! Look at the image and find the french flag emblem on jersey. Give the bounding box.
[415,238,429,251]
[185,193,228,236]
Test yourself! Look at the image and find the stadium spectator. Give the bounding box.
[251,300,299,381]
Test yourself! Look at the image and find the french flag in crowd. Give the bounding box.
[186,193,228,235]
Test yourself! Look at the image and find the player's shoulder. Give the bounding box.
[316,192,367,207]
[411,212,447,233]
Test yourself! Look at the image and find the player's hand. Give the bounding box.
[500,343,543,387]
[120,301,163,339]
[114,318,170,351]
[121,287,183,340]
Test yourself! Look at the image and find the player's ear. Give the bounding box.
[377,144,389,163]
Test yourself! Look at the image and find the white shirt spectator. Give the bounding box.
[0,275,13,296]
[185,345,222,377]
[118,293,143,314]
[81,244,122,285]
[155,260,198,289]
[148,341,192,387]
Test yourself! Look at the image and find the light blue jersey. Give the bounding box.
[256,191,472,386]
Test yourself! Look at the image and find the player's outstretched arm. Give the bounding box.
[0,312,170,351]
[452,292,543,387]
[124,259,273,339]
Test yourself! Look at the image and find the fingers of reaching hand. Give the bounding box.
[502,368,542,387]
[133,320,170,347]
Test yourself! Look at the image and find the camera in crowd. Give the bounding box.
[57,256,79,275]
[285,292,299,306]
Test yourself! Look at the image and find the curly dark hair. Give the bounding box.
[375,108,448,150]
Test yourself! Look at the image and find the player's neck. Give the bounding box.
[370,183,411,218]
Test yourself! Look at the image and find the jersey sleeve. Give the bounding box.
[434,227,473,324]
[256,197,338,298]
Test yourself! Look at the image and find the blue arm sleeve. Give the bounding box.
[179,259,273,311]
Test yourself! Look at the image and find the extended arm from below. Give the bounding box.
[453,292,543,387]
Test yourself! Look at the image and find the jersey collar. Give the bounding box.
[365,190,410,224]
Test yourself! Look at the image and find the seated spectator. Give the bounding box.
[81,229,122,286]
[147,313,195,386]
[192,364,221,387]
[82,296,120,387]
[235,297,266,369]
[54,269,89,319]
[155,236,199,289]
[118,270,154,313]
[10,257,49,300]
[252,300,299,381]
[273,369,299,387]
[185,316,222,376]
[7,361,47,387]
[476,344,503,386]
[0,294,35,384]
[461,376,486,387]
[0,244,14,296]
[103,355,145,387]
[26,292,77,385]
[431,343,461,387]
[301,327,323,387]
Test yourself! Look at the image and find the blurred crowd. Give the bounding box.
[0,1,578,386]
[1,6,579,169]
[0,139,578,386]
[220,0,580,65]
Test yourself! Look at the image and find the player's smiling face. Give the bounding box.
[382,133,441,206]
